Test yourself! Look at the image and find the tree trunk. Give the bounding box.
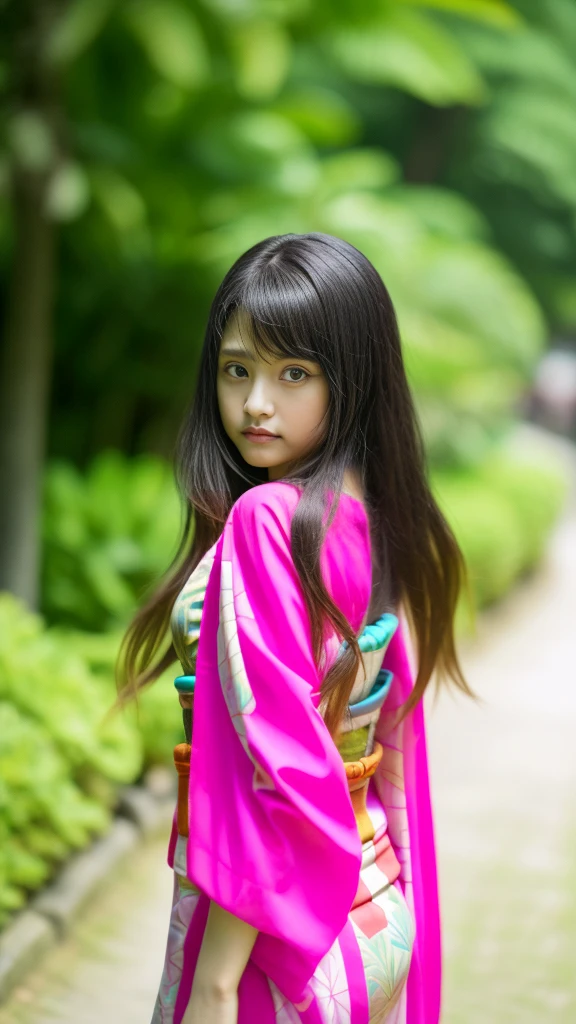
[0,165,55,607]
[0,0,63,607]
[404,104,468,185]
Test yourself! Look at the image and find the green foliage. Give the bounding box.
[0,593,146,928]
[129,678,184,768]
[326,7,489,106]
[41,450,182,630]
[0,585,183,926]
[125,1,210,90]
[3,0,549,468]
[399,0,519,25]
[443,2,576,323]
[3,0,574,470]
[63,627,184,770]
[432,443,569,613]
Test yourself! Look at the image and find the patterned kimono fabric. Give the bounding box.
[151,482,441,1024]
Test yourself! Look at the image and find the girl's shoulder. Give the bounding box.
[232,479,300,511]
[227,481,371,631]
[228,480,370,555]
[231,479,369,514]
[228,480,301,529]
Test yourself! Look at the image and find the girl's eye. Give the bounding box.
[224,363,309,382]
[281,366,309,383]
[226,363,249,379]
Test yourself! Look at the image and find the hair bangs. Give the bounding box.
[219,263,328,368]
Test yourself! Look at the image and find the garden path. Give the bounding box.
[428,426,576,1023]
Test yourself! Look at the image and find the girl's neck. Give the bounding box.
[341,467,365,504]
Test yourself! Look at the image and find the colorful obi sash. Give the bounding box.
[173,612,398,845]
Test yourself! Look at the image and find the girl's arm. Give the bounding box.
[181,900,258,1023]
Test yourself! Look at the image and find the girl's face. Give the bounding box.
[217,308,330,479]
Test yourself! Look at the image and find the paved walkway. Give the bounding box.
[428,427,576,1022]
[1,426,575,1023]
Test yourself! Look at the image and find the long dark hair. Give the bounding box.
[113,232,473,738]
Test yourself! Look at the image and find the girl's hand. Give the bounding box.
[180,985,238,1024]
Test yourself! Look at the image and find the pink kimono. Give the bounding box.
[152,481,441,1024]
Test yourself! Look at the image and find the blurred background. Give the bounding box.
[0,0,575,1021]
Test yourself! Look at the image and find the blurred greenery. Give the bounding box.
[0,590,182,928]
[4,0,575,466]
[41,450,182,630]
[0,592,136,926]
[432,442,569,612]
[1,0,575,934]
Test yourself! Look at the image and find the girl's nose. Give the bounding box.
[243,379,274,418]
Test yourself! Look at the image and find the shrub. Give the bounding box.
[41,451,182,631]
[0,594,144,928]
[432,444,568,619]
[63,627,184,771]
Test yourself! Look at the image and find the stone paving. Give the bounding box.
[0,836,173,1024]
[0,426,575,1023]
[428,429,576,1023]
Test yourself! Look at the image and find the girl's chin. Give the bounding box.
[243,453,283,468]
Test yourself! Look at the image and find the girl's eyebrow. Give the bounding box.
[220,345,255,361]
[220,345,317,365]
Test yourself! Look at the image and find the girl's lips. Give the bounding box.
[242,431,280,444]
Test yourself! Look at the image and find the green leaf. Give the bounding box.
[3,839,51,889]
[394,0,521,29]
[48,0,116,64]
[126,0,209,89]
[543,0,576,48]
[0,885,26,913]
[452,22,576,101]
[273,87,360,146]
[388,185,491,242]
[232,20,291,99]
[196,111,316,191]
[326,8,488,106]
[482,88,576,206]
[8,112,55,172]
[91,168,146,232]
[412,237,546,371]
[317,149,400,196]
[46,162,91,222]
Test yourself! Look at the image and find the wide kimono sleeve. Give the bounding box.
[185,485,363,1003]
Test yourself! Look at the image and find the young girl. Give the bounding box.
[115,232,471,1024]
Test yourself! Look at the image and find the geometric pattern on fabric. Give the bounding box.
[350,882,414,1024]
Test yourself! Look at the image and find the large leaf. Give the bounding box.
[125,0,209,89]
[316,149,400,198]
[388,185,491,242]
[319,189,544,372]
[395,0,520,28]
[272,87,361,146]
[410,236,546,371]
[481,88,576,206]
[326,7,487,105]
[42,452,181,630]
[91,168,147,232]
[196,111,319,192]
[231,19,292,100]
[450,20,576,100]
[48,0,116,64]
[539,0,576,47]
